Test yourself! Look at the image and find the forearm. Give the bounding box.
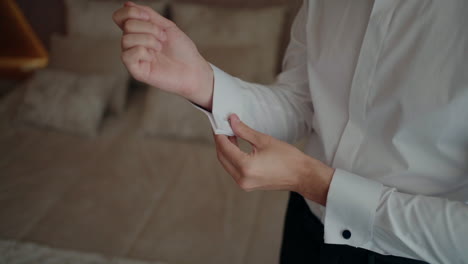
[182,60,215,111]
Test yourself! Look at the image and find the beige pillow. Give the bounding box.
[142,3,287,142]
[17,69,118,137]
[64,0,168,38]
[49,34,128,114]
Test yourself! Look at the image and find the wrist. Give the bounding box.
[182,60,214,110]
[296,156,334,206]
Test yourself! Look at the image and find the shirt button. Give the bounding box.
[342,229,351,240]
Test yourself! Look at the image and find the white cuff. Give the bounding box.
[193,64,247,136]
[324,169,384,247]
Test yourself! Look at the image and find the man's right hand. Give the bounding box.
[113,1,214,109]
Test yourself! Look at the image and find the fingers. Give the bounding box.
[214,135,246,168]
[229,114,269,148]
[126,1,174,28]
[215,135,246,187]
[123,19,167,42]
[228,136,239,147]
[216,142,256,192]
[113,6,149,29]
[216,149,241,183]
[121,46,153,81]
[122,33,162,52]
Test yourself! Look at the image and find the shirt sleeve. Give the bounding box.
[324,169,468,264]
[195,0,314,143]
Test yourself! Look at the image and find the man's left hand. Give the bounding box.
[214,114,335,206]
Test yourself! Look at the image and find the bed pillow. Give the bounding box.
[142,3,287,142]
[64,0,167,38]
[49,34,128,115]
[16,69,118,137]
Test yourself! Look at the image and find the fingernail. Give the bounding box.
[125,1,136,7]
[229,114,240,124]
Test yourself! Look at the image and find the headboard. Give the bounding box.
[15,0,302,51]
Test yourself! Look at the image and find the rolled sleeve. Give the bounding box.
[324,169,384,247]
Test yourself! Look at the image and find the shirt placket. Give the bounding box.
[331,0,396,171]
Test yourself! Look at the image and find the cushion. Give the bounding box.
[49,34,129,114]
[16,69,118,137]
[142,3,287,142]
[64,0,168,38]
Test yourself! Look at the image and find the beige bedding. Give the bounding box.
[0,88,288,264]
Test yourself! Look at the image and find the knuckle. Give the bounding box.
[121,34,130,47]
[164,19,175,28]
[121,51,133,63]
[121,53,133,70]
[168,20,176,27]
[147,33,157,44]
[152,24,161,35]
[135,46,146,56]
[123,20,133,32]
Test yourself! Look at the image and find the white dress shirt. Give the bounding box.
[197,0,468,263]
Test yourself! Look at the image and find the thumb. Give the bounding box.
[229,114,266,147]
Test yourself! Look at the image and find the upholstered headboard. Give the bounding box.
[16,0,302,51]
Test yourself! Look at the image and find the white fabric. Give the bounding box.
[197,0,468,263]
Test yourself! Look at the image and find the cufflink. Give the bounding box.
[342,229,351,240]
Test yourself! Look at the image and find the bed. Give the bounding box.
[0,0,301,263]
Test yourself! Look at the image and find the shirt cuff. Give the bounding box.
[323,169,384,247]
[192,64,247,136]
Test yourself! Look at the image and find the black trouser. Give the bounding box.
[280,192,428,264]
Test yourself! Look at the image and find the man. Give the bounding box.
[113,1,468,263]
